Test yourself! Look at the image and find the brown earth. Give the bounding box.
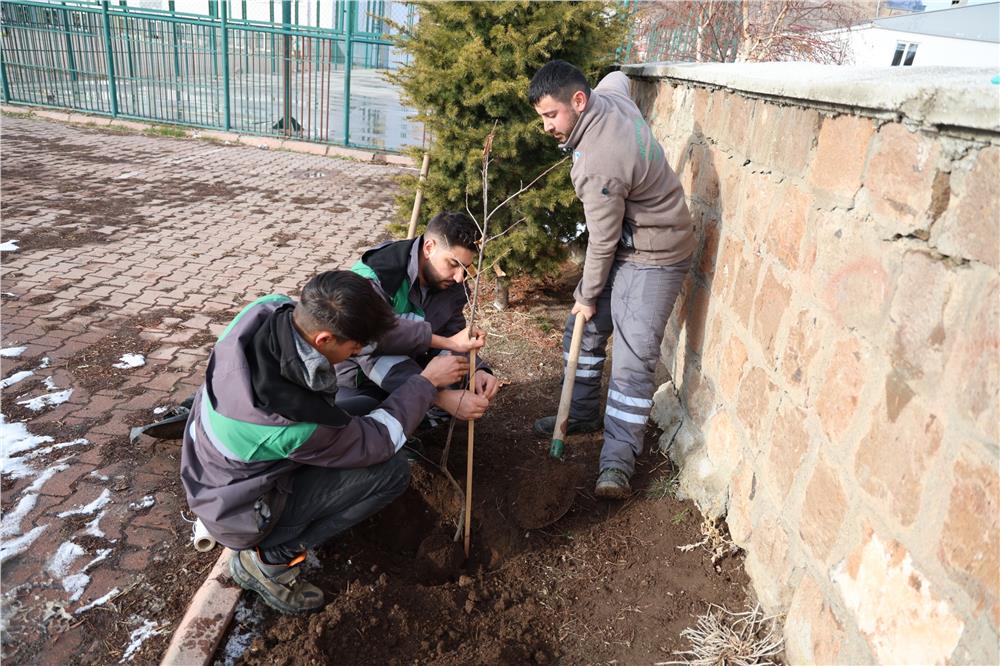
[221,270,749,665]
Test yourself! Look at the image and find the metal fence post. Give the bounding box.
[221,0,230,129]
[100,0,119,116]
[0,47,10,104]
[282,0,291,137]
[169,0,183,120]
[342,0,354,146]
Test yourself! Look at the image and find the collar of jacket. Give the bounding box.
[359,235,421,299]
[561,88,608,152]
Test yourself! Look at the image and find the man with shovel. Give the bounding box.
[528,60,695,499]
[180,271,470,614]
[337,210,499,425]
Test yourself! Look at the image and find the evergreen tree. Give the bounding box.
[387,1,626,278]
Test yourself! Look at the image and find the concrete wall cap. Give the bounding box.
[622,62,1000,133]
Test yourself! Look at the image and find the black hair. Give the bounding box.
[425,211,480,254]
[296,270,396,344]
[528,60,591,106]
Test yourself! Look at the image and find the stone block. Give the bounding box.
[833,528,964,665]
[799,455,848,562]
[729,250,763,330]
[745,513,799,609]
[735,365,773,443]
[863,123,942,237]
[855,394,943,527]
[931,145,999,269]
[939,453,999,617]
[784,573,847,665]
[763,181,810,271]
[750,268,792,361]
[765,401,810,503]
[809,114,874,202]
[815,334,865,443]
[769,105,820,176]
[716,332,748,402]
[726,458,755,545]
[781,308,824,392]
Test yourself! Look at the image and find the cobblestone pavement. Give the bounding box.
[0,115,406,664]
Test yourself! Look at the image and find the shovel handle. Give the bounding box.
[550,312,586,458]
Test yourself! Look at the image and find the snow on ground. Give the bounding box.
[113,354,145,369]
[217,597,263,666]
[0,240,19,252]
[37,357,51,369]
[47,542,85,579]
[0,464,68,563]
[76,587,120,615]
[153,406,168,415]
[17,389,73,412]
[83,512,107,538]
[0,370,33,389]
[119,619,164,663]
[128,496,156,511]
[57,489,112,518]
[0,346,26,358]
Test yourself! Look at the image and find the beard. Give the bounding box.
[421,260,454,292]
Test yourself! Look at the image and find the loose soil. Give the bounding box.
[219,270,749,665]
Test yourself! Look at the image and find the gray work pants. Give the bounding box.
[564,257,690,477]
[256,453,410,563]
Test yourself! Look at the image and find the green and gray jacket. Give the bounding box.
[180,295,436,549]
[562,71,696,306]
[338,236,489,392]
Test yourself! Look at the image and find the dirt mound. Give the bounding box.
[511,458,586,529]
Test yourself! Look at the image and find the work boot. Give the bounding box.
[594,468,632,499]
[532,414,602,437]
[229,549,324,614]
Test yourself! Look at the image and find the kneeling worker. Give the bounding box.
[180,271,469,614]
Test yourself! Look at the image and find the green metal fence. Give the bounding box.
[0,0,419,151]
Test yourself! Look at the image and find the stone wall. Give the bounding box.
[622,63,999,664]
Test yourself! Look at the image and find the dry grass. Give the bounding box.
[656,603,784,666]
[678,515,740,564]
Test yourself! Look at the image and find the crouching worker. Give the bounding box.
[180,271,468,614]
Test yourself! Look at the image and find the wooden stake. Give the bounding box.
[464,348,477,557]
[406,152,431,239]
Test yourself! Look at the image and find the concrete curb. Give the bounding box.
[0,104,418,167]
[160,549,241,666]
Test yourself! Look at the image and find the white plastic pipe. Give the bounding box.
[192,518,217,552]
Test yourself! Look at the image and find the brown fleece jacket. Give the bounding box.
[562,71,696,306]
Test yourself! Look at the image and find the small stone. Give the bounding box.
[435,640,446,655]
[378,573,388,585]
[420,640,430,651]
[458,574,474,587]
[464,599,475,614]
[370,564,378,573]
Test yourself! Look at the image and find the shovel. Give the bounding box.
[513,313,587,529]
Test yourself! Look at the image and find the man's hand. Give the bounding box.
[431,326,486,353]
[420,356,470,388]
[473,369,499,400]
[445,326,486,353]
[571,301,596,322]
[434,389,489,421]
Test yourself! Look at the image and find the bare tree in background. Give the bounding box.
[624,0,874,65]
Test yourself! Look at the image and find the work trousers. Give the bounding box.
[564,257,690,477]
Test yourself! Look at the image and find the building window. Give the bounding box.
[891,42,918,66]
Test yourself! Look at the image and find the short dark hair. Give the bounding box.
[296,271,396,344]
[425,211,480,253]
[528,60,591,106]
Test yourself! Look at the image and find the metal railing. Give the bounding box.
[0,0,420,151]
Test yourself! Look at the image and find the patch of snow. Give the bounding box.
[62,572,90,602]
[1,419,54,458]
[88,471,110,482]
[0,346,26,358]
[82,512,106,538]
[83,548,113,571]
[76,587,120,614]
[0,493,41,539]
[120,619,164,662]
[27,464,68,493]
[42,376,58,390]
[128,496,155,511]
[37,357,51,369]
[0,240,19,252]
[0,370,33,389]
[57,488,111,518]
[0,525,48,564]
[47,541,85,579]
[17,389,73,412]
[217,597,263,666]
[153,406,168,415]
[26,438,89,459]
[113,354,145,369]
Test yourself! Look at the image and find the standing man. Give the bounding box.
[338,210,499,423]
[180,271,469,614]
[528,60,695,499]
